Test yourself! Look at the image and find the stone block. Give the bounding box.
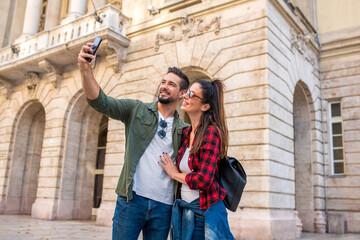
[176,37,196,69]
[225,99,268,117]
[269,161,295,180]
[224,85,268,104]
[269,192,294,209]
[227,144,269,160]
[269,114,294,138]
[269,129,294,152]
[229,129,268,145]
[31,198,56,220]
[105,153,124,165]
[207,40,267,75]
[96,201,116,226]
[216,54,267,80]
[227,114,267,131]
[241,160,269,176]
[328,213,345,234]
[224,69,267,90]
[269,99,293,125]
[269,144,295,166]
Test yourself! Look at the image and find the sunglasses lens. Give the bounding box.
[157,129,166,138]
[159,119,167,128]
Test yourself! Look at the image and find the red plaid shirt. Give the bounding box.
[177,126,226,209]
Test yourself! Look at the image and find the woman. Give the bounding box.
[159,80,235,240]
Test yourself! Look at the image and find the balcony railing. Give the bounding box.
[0,4,129,86]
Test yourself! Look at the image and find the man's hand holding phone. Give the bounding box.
[78,37,102,71]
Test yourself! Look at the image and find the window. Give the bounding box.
[328,102,345,175]
[93,116,108,210]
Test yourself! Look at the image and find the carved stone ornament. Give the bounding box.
[25,72,40,93]
[155,15,221,51]
[105,40,126,73]
[0,78,13,99]
[39,60,63,89]
[109,0,122,9]
[290,28,317,66]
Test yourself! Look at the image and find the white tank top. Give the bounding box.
[179,148,199,203]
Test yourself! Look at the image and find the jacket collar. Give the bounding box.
[147,101,180,119]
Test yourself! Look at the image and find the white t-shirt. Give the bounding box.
[179,148,199,203]
[132,111,175,205]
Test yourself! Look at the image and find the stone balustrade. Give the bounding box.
[0,4,129,86]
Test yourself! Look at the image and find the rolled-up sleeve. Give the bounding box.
[185,127,220,190]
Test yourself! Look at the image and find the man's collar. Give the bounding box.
[148,101,179,118]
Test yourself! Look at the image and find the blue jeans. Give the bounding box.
[192,213,205,240]
[112,192,172,240]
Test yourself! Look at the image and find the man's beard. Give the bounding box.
[158,89,176,104]
[158,95,172,104]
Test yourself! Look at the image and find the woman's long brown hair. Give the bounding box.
[190,79,228,159]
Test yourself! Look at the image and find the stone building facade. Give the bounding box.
[0,0,358,239]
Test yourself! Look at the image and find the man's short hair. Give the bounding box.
[167,67,189,91]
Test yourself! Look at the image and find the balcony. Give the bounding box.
[0,4,130,94]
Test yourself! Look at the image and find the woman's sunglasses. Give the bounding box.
[185,89,203,100]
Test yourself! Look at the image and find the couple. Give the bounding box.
[78,43,235,240]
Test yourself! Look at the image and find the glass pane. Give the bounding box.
[333,149,343,160]
[331,103,341,117]
[334,162,344,174]
[333,136,343,147]
[332,123,342,134]
[93,174,104,208]
[98,128,108,147]
[96,149,106,169]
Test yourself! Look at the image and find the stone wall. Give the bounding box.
[321,38,360,233]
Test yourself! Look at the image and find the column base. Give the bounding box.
[31,198,56,220]
[96,201,116,226]
[228,208,297,240]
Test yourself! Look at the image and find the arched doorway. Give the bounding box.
[56,94,104,220]
[4,101,45,214]
[293,83,314,232]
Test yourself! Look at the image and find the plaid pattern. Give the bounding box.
[177,126,226,209]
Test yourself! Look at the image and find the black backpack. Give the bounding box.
[218,157,247,212]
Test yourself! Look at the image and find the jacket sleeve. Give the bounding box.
[87,88,137,124]
[185,127,220,190]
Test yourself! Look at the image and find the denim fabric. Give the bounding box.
[171,199,235,240]
[112,192,172,240]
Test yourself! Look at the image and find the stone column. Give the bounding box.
[93,0,108,9]
[17,0,42,41]
[62,0,88,24]
[44,0,62,30]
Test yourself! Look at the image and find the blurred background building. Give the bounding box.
[0,0,359,239]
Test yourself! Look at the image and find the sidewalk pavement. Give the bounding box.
[0,215,111,240]
[0,214,359,240]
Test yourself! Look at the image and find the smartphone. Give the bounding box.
[85,37,102,62]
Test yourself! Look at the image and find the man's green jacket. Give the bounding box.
[87,88,189,200]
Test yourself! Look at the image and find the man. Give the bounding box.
[78,42,190,240]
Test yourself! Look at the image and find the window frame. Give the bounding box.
[327,101,346,176]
